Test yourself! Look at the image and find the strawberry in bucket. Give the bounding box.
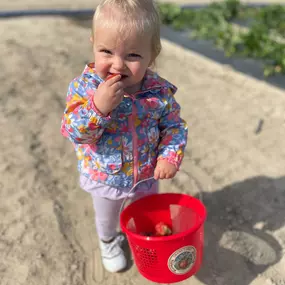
[140,222,172,237]
[155,222,172,236]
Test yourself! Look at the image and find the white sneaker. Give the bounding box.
[99,235,127,273]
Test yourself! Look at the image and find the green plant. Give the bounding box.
[158,3,182,25]
[256,5,285,36]
[158,0,285,77]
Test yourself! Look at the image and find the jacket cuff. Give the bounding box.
[86,94,112,128]
[157,153,182,170]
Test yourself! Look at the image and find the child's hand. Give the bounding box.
[154,159,177,180]
[93,75,124,116]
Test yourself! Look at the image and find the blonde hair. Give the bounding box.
[92,0,162,61]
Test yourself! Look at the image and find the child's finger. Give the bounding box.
[158,170,166,180]
[154,167,160,180]
[111,81,124,93]
[115,89,124,99]
[105,74,121,85]
[164,173,170,179]
[112,86,124,94]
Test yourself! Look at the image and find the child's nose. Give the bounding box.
[113,56,125,71]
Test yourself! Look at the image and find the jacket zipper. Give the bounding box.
[126,87,161,186]
[130,102,138,185]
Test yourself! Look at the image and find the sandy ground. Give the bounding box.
[0,2,285,285]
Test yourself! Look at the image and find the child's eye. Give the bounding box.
[101,49,112,54]
[128,53,141,58]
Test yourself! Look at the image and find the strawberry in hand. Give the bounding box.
[106,73,121,81]
[93,73,124,116]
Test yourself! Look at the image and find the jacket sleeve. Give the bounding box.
[61,77,111,144]
[157,88,188,169]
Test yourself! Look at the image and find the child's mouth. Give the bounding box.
[107,73,128,80]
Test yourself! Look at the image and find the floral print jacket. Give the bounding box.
[61,63,188,188]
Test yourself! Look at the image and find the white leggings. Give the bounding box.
[91,195,125,241]
[89,182,158,241]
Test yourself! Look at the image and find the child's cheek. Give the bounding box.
[130,63,144,77]
[95,62,109,78]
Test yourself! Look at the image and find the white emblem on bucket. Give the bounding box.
[168,246,196,275]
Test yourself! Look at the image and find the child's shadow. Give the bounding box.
[195,175,284,285]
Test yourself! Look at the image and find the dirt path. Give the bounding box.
[0,13,284,285]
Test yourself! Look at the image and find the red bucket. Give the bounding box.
[120,193,207,283]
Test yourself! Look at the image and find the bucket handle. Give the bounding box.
[119,176,155,215]
[119,173,204,215]
[188,172,204,202]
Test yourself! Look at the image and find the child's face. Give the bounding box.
[92,25,153,94]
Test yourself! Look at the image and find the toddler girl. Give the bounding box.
[61,0,188,273]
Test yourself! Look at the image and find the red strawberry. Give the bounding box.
[154,222,172,236]
[179,259,189,269]
[106,73,121,81]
